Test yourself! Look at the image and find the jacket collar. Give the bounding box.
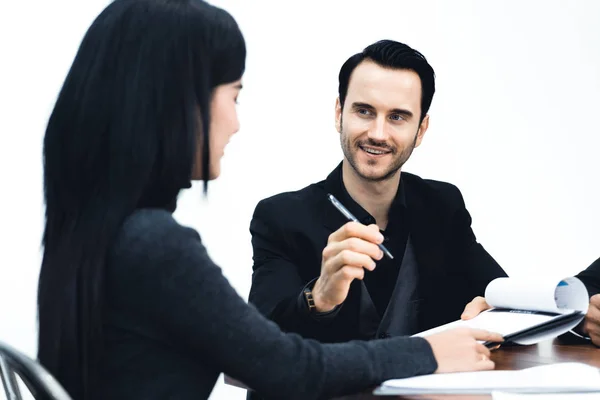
[321,161,406,232]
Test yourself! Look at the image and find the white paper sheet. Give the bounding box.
[413,309,585,344]
[414,309,551,336]
[413,276,589,345]
[493,391,600,400]
[375,363,600,395]
[485,277,589,313]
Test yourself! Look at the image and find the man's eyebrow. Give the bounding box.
[351,102,414,118]
[389,108,413,118]
[351,102,375,110]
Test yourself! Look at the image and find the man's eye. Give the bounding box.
[390,114,404,121]
[358,109,371,115]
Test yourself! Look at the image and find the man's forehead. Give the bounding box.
[346,61,422,109]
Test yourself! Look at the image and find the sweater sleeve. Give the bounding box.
[112,210,437,400]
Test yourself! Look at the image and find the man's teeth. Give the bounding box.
[363,147,387,155]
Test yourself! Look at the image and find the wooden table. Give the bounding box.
[334,335,600,399]
[227,335,600,399]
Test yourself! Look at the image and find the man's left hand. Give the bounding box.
[460,296,492,320]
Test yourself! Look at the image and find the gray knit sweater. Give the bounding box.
[99,209,437,399]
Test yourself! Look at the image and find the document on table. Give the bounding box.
[493,392,600,400]
[374,363,600,395]
[413,276,590,346]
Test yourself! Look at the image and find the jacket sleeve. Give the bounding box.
[247,199,344,341]
[576,257,600,298]
[113,212,438,400]
[447,186,508,299]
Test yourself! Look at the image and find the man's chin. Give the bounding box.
[354,165,398,182]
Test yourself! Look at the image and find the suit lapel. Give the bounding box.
[404,176,446,290]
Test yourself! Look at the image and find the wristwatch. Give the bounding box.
[303,286,317,312]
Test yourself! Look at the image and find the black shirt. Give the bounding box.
[337,174,410,317]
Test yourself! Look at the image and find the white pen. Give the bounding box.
[327,193,394,260]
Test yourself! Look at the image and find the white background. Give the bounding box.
[0,1,599,399]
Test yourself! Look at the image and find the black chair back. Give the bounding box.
[0,341,72,400]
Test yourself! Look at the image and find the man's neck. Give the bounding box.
[341,160,400,230]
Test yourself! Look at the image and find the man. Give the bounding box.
[463,257,600,346]
[248,40,507,343]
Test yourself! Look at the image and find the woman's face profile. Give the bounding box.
[192,79,243,180]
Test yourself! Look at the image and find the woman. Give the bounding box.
[37,1,502,399]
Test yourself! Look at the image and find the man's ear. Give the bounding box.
[335,97,342,133]
[414,114,430,148]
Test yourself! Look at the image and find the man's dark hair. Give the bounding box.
[338,39,435,121]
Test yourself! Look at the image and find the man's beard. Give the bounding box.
[340,127,418,183]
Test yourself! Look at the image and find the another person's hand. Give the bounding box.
[425,328,504,374]
[312,222,383,312]
[425,328,503,373]
[582,294,600,346]
[461,296,492,320]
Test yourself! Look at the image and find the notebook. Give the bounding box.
[413,276,590,347]
[492,392,600,400]
[374,363,600,395]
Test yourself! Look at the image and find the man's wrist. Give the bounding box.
[311,283,337,313]
[298,278,342,319]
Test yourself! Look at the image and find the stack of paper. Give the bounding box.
[492,392,600,400]
[413,276,590,345]
[374,363,600,395]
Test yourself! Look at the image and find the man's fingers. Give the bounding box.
[328,221,383,245]
[367,224,381,234]
[586,299,600,325]
[584,318,600,337]
[461,296,491,320]
[323,245,378,274]
[333,265,365,283]
[468,328,504,343]
[323,237,383,262]
[584,295,600,337]
[590,294,600,308]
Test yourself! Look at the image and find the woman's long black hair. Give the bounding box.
[37,1,245,398]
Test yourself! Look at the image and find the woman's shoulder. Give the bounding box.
[111,208,203,264]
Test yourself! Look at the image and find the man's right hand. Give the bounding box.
[425,328,504,373]
[311,221,384,312]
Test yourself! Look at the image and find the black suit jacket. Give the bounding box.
[248,164,508,343]
[577,257,600,298]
